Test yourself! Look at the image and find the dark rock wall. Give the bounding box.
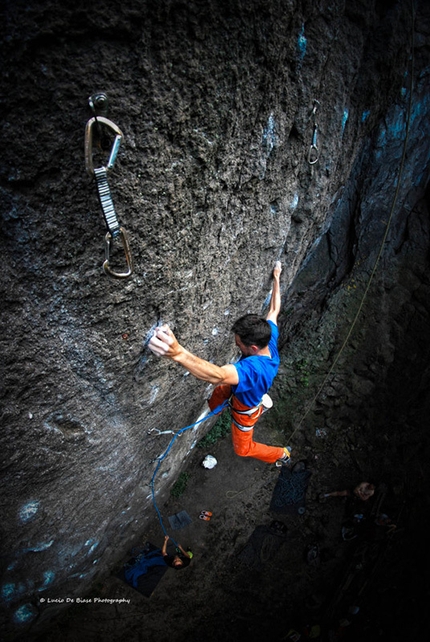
[274,91,430,438]
[1,0,429,632]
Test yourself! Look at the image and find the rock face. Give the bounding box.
[1,0,429,634]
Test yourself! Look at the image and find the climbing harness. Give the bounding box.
[84,94,133,279]
[307,99,320,165]
[149,401,228,545]
[229,393,273,431]
[208,384,273,432]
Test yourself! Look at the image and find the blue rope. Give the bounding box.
[150,401,228,547]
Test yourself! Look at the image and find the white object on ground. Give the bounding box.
[202,455,217,469]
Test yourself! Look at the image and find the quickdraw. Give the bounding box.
[307,99,320,165]
[147,427,178,436]
[85,94,133,279]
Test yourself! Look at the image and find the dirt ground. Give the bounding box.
[27,408,427,642]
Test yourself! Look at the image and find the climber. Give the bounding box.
[148,261,290,466]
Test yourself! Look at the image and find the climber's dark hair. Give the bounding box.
[231,314,272,348]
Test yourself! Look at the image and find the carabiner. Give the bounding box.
[310,99,320,119]
[103,227,133,279]
[85,116,123,177]
[147,428,176,436]
[85,104,133,279]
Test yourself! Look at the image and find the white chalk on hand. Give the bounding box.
[148,326,173,356]
[148,337,165,356]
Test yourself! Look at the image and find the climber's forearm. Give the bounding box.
[269,277,281,317]
[266,262,282,323]
[177,544,191,558]
[267,274,281,321]
[162,536,169,555]
[149,324,238,384]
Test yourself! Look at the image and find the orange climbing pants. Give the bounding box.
[208,384,284,464]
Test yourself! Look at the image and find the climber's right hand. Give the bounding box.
[148,324,182,359]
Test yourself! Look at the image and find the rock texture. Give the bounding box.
[0,0,429,636]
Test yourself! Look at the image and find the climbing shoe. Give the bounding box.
[199,511,212,521]
[275,447,291,468]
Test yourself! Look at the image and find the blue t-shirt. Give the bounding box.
[231,320,280,407]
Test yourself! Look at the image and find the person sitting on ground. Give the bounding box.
[320,482,375,502]
[124,537,192,587]
[148,261,290,467]
[320,482,376,542]
[162,535,193,569]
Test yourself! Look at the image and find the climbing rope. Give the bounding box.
[289,3,415,443]
[149,401,228,544]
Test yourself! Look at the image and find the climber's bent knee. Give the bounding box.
[232,439,252,457]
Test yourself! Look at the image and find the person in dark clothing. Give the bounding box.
[162,535,192,569]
